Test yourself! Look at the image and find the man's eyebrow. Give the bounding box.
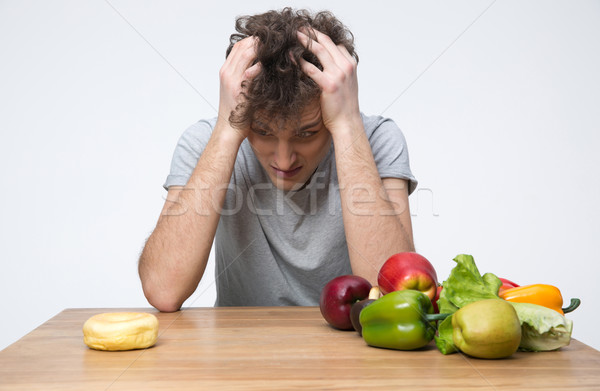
[298,119,322,132]
[252,120,272,131]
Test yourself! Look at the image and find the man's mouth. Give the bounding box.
[271,165,303,179]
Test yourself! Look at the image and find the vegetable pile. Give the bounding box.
[319,252,580,359]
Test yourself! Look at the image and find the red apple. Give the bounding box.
[319,275,372,330]
[377,252,438,299]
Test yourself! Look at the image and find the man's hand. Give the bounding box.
[296,29,361,136]
[139,36,262,312]
[296,28,414,285]
[217,36,261,141]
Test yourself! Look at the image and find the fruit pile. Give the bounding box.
[319,253,580,359]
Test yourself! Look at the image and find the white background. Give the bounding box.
[1,0,598,351]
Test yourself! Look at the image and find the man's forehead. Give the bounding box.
[253,104,322,131]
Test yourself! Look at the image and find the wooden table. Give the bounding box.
[1,307,599,390]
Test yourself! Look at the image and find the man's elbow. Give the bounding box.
[153,301,181,313]
[144,289,183,313]
[140,275,184,312]
[138,257,183,312]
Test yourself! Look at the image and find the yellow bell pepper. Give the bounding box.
[499,284,580,315]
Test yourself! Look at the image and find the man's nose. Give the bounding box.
[275,140,296,171]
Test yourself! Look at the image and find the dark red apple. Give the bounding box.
[350,299,375,335]
[378,252,438,299]
[349,286,381,335]
[319,275,372,330]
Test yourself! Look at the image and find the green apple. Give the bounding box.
[452,299,521,359]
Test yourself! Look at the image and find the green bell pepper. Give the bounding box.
[359,290,448,350]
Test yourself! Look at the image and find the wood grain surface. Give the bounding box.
[1,307,599,390]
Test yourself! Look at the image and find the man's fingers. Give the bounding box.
[226,36,258,75]
[296,30,337,69]
[337,44,356,65]
[299,27,337,51]
[244,61,262,80]
[227,36,255,61]
[298,57,326,86]
[298,28,349,66]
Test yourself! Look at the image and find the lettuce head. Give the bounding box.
[510,302,573,351]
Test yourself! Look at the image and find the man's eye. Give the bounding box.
[253,129,271,136]
[296,131,318,139]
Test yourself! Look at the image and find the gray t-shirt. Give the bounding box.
[163,113,417,306]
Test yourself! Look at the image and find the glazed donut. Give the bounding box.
[83,312,159,351]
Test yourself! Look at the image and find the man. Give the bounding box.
[138,8,417,311]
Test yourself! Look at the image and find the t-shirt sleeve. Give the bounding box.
[162,118,215,191]
[363,113,418,195]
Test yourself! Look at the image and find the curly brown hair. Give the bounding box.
[226,8,358,130]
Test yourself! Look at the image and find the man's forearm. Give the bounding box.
[332,120,415,285]
[138,126,243,311]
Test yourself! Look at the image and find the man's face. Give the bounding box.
[247,102,332,191]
